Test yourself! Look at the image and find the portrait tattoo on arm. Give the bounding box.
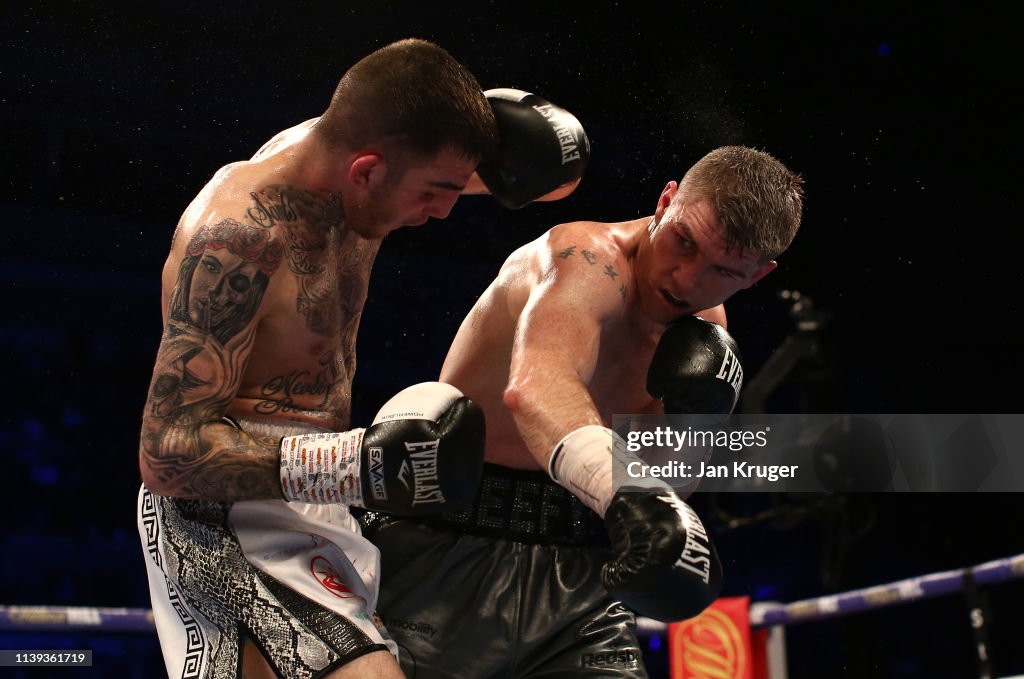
[167,218,283,343]
[142,217,284,498]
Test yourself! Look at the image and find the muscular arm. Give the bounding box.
[502,236,628,470]
[139,217,285,501]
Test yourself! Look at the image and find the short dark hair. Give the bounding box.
[318,38,497,163]
[679,145,804,261]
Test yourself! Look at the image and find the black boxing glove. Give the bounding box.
[477,88,590,209]
[280,382,484,515]
[647,315,743,415]
[602,490,722,621]
[548,425,721,621]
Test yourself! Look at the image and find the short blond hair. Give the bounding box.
[679,146,804,261]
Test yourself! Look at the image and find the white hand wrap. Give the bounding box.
[279,428,365,504]
[547,425,670,517]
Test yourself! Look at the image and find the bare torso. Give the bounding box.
[140,120,379,501]
[161,120,377,432]
[440,220,665,470]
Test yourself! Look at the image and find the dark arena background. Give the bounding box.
[2,2,1021,677]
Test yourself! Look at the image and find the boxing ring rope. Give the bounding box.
[0,606,154,633]
[633,551,1024,634]
[2,552,1022,636]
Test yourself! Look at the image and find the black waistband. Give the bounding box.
[420,463,607,547]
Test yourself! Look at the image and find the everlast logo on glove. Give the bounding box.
[532,104,582,164]
[660,494,713,584]
[401,440,446,506]
[715,345,744,394]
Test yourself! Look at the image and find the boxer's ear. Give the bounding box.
[653,181,678,222]
[348,153,386,189]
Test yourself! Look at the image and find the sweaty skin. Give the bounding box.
[440,178,776,473]
[440,217,728,471]
[140,119,475,501]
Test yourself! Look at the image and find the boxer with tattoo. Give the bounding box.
[136,38,586,679]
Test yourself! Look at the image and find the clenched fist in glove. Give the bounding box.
[280,382,485,515]
[548,425,721,622]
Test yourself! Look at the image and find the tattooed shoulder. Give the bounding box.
[554,241,629,300]
[247,185,344,231]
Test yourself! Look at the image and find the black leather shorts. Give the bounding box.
[365,463,649,678]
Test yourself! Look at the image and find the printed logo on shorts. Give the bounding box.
[385,617,438,638]
[580,648,640,669]
[310,556,356,598]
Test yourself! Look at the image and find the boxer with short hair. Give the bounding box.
[368,145,804,677]
[136,38,587,679]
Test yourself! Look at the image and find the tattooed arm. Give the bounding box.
[501,229,630,470]
[139,217,286,501]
